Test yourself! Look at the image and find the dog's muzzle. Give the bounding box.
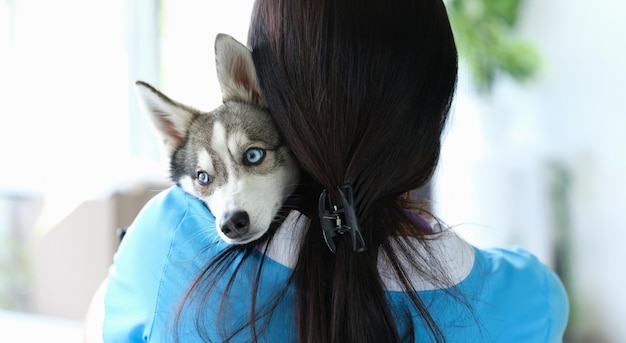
[220,211,250,239]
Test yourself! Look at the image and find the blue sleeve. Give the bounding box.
[102,186,223,342]
[387,245,570,342]
[484,247,570,343]
[540,253,570,343]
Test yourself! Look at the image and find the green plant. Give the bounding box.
[446,0,542,92]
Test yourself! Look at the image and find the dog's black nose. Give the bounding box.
[220,211,250,239]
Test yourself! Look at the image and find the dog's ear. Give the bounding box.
[134,81,199,154]
[214,33,267,107]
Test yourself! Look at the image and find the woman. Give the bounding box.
[88,0,569,342]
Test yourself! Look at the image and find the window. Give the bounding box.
[0,0,254,315]
[0,0,255,197]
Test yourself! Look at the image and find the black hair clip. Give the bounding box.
[318,184,367,254]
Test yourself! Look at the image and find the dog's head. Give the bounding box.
[135,34,299,244]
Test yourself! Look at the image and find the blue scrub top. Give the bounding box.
[103,186,569,342]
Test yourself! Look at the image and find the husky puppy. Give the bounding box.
[135,34,299,244]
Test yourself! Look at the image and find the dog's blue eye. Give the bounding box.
[244,148,265,165]
[197,170,212,185]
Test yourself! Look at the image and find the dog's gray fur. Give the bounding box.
[135,34,299,244]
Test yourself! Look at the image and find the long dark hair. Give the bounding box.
[178,0,459,342]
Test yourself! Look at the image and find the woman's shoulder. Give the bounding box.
[381,232,569,342]
[128,185,211,231]
[462,245,570,342]
[475,245,548,269]
[469,245,567,295]
[102,186,222,342]
[109,184,221,290]
[467,245,570,309]
[119,185,221,252]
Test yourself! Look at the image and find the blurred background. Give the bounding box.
[0,0,623,341]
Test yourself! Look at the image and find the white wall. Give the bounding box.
[435,1,626,341]
[525,1,626,341]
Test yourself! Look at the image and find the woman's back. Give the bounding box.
[101,186,568,342]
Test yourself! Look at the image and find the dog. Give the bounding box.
[135,34,299,245]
